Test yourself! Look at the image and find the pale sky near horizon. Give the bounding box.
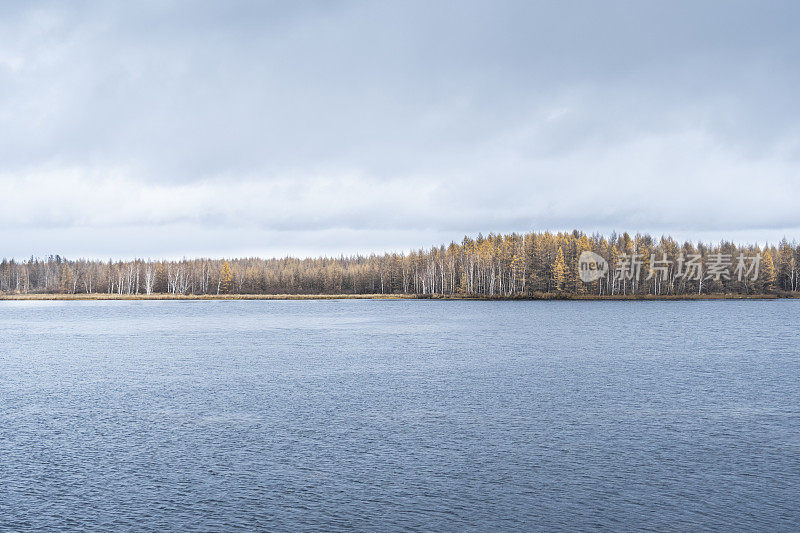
[1,1,799,260]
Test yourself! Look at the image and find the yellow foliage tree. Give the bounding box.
[551,247,566,293]
[574,235,591,294]
[61,264,75,294]
[220,260,233,294]
[761,250,776,292]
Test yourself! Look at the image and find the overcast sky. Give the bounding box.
[1,1,799,259]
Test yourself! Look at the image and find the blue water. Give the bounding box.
[0,300,798,531]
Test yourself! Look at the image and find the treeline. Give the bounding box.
[1,231,798,297]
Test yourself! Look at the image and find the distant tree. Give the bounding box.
[551,247,566,293]
[777,239,794,291]
[761,250,777,293]
[574,235,591,295]
[219,261,233,294]
[61,264,75,294]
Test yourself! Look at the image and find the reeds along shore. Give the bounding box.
[1,231,799,298]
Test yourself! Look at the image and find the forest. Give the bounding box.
[1,231,798,297]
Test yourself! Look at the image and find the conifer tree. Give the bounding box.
[778,239,794,291]
[220,260,233,294]
[551,247,566,293]
[574,235,591,294]
[61,264,75,294]
[761,250,777,293]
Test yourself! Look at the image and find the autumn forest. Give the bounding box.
[1,231,798,297]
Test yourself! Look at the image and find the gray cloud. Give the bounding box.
[0,1,799,258]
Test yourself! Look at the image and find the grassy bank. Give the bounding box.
[0,292,791,301]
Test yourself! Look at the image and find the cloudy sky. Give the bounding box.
[1,1,798,259]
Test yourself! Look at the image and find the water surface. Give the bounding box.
[1,300,798,531]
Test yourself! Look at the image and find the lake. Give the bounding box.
[1,300,798,531]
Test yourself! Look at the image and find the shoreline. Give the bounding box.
[0,293,792,301]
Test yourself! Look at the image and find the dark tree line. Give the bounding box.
[1,231,798,296]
